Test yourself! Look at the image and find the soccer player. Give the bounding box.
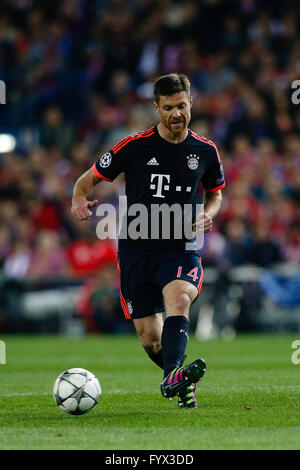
[71,73,225,408]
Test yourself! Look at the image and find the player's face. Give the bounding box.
[155,91,192,135]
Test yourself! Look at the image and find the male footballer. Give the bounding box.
[71,73,225,408]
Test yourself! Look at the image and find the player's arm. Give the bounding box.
[71,140,129,221]
[71,167,101,221]
[194,141,225,233]
[202,189,223,232]
[193,190,223,233]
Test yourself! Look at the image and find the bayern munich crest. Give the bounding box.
[99,152,112,168]
[187,154,199,170]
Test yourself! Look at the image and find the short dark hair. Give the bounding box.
[153,73,191,103]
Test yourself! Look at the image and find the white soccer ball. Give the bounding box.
[53,368,101,415]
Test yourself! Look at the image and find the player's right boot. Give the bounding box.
[160,358,206,399]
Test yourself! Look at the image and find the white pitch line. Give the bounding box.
[0,392,50,397]
[0,390,133,398]
[2,385,298,399]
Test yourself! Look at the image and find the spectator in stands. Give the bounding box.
[3,238,31,279]
[67,236,117,279]
[75,260,133,334]
[283,220,300,263]
[28,230,69,280]
[0,0,299,302]
[39,107,75,155]
[223,218,250,266]
[0,225,11,267]
[248,221,282,267]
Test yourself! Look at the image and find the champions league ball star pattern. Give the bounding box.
[53,368,101,415]
[99,152,112,168]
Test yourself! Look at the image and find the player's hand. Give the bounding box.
[192,212,213,233]
[71,197,98,221]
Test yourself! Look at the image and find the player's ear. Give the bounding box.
[154,100,160,114]
[189,96,193,108]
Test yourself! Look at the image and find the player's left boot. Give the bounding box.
[178,383,198,408]
[177,355,198,408]
[160,358,206,399]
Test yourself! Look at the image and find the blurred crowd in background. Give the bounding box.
[0,0,299,331]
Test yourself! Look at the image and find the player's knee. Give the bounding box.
[174,292,192,314]
[143,342,161,356]
[138,330,161,353]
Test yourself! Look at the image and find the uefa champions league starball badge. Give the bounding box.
[99,152,112,168]
[187,154,199,170]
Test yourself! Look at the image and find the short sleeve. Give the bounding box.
[93,136,132,182]
[201,144,225,192]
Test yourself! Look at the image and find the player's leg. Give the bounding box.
[155,253,206,404]
[155,253,204,379]
[161,279,197,378]
[133,313,164,369]
[118,251,166,369]
[132,279,195,375]
[161,280,205,407]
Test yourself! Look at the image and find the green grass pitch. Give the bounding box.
[0,333,300,450]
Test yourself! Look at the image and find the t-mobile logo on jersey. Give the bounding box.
[150,174,170,198]
[150,174,192,198]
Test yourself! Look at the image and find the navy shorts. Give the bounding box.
[117,250,203,320]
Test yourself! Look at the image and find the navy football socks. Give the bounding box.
[161,315,189,378]
[145,348,164,369]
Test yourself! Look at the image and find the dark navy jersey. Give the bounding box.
[93,125,225,251]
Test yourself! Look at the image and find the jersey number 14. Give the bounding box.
[177,266,199,282]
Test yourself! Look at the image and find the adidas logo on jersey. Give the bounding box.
[147,157,159,165]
